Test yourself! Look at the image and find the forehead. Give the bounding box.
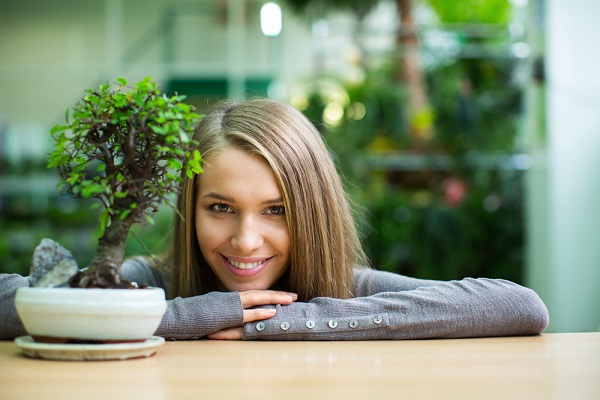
[197,147,282,199]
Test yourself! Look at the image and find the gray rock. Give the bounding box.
[35,259,79,288]
[30,238,78,286]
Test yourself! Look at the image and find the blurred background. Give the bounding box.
[0,0,598,333]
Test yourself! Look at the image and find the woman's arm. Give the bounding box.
[242,269,549,340]
[122,259,295,340]
[121,258,245,340]
[0,274,29,340]
[156,292,243,340]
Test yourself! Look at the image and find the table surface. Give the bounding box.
[1,333,599,400]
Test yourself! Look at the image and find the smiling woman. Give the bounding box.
[194,147,291,293]
[170,98,365,306]
[0,98,549,341]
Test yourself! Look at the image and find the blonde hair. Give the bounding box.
[171,98,368,301]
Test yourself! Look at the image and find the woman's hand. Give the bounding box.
[207,290,297,340]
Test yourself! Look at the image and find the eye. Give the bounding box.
[209,203,233,213]
[265,205,285,215]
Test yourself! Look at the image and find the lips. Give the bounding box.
[221,255,272,277]
[227,258,269,270]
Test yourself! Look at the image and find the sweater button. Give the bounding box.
[349,319,358,328]
[328,320,338,329]
[306,320,315,329]
[373,315,383,324]
[256,322,266,331]
[280,322,290,331]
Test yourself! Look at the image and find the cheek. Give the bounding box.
[271,222,291,258]
[195,214,225,258]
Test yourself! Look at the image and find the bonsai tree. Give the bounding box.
[48,77,203,288]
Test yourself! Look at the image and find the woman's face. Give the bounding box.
[195,146,291,292]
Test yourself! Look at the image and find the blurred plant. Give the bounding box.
[362,169,524,283]
[283,0,433,145]
[291,0,526,283]
[429,59,522,160]
[295,71,408,182]
[428,0,512,24]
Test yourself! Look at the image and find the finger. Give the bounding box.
[207,327,243,340]
[240,290,296,308]
[242,307,276,323]
[239,290,298,308]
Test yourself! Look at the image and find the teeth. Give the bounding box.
[228,258,267,269]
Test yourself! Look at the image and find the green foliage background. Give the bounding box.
[293,0,526,283]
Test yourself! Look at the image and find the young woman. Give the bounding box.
[0,98,549,341]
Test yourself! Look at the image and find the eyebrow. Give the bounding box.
[201,192,284,205]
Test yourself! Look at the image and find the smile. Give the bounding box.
[221,255,273,278]
[227,258,270,270]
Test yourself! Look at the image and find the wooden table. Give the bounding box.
[1,333,598,400]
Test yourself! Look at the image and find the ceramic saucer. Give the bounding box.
[15,335,165,361]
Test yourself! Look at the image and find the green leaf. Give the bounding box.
[168,159,183,170]
[190,161,203,174]
[134,93,145,106]
[68,173,80,185]
[119,209,132,220]
[113,93,128,107]
[151,125,168,135]
[179,130,189,143]
[116,77,128,86]
[177,103,190,113]
[81,183,105,197]
[51,125,69,135]
[165,135,179,144]
[99,208,110,233]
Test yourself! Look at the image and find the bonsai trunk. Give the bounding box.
[69,219,136,288]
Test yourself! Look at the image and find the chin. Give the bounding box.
[227,280,272,292]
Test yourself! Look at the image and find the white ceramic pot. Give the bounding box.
[15,287,167,342]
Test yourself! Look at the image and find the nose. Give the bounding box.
[231,215,264,253]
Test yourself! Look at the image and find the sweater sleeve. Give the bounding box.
[155,292,243,340]
[122,258,244,340]
[0,274,29,340]
[243,269,549,341]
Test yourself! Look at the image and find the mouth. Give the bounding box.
[221,255,273,277]
[227,258,270,270]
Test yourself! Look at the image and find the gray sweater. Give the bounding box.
[0,259,549,341]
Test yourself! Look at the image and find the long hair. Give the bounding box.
[171,98,368,301]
